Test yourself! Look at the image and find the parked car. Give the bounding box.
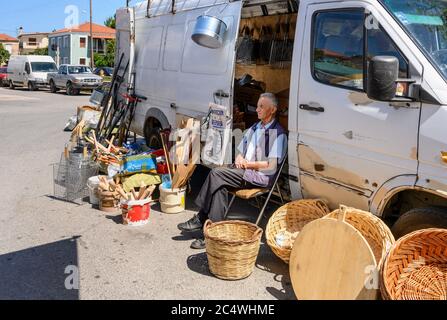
[0,67,7,87]
[94,67,114,82]
[117,0,447,237]
[47,65,103,95]
[7,55,57,90]
[94,67,114,77]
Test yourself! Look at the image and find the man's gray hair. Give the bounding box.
[260,92,279,108]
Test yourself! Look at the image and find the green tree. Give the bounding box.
[95,16,116,67]
[105,15,116,29]
[28,47,48,55]
[94,39,115,67]
[0,43,10,65]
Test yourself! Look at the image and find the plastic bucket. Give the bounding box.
[159,185,186,214]
[121,199,151,226]
[87,176,102,205]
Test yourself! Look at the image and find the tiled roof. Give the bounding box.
[0,33,18,42]
[51,22,115,39]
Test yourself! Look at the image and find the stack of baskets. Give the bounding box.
[266,199,330,263]
[204,220,263,280]
[381,228,447,300]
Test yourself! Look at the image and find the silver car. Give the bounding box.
[47,65,103,95]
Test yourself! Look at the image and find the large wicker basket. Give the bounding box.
[324,206,395,268]
[381,228,447,300]
[266,199,330,264]
[204,220,263,280]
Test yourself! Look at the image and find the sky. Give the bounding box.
[0,0,139,36]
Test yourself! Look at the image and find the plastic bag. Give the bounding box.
[64,115,78,132]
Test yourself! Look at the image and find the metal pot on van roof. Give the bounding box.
[191,15,227,49]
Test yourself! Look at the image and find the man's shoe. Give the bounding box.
[190,238,206,250]
[177,215,203,232]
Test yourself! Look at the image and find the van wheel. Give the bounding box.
[50,80,58,93]
[9,80,15,90]
[146,128,162,149]
[28,81,36,91]
[391,207,447,239]
[66,82,74,96]
[144,118,163,149]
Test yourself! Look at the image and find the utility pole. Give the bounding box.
[90,0,94,69]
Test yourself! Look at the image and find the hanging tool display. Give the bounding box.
[101,92,147,145]
[96,53,126,136]
[96,59,131,144]
[118,92,148,145]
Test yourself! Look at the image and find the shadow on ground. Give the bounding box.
[255,243,296,300]
[186,251,213,278]
[0,237,80,300]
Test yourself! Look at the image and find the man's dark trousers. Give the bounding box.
[195,166,257,223]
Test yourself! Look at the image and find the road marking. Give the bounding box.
[0,94,40,102]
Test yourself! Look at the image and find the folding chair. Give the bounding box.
[223,155,287,226]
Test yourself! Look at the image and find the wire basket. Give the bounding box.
[53,152,99,203]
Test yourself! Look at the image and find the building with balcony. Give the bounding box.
[48,22,115,66]
[17,31,49,55]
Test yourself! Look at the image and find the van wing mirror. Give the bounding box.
[366,56,399,102]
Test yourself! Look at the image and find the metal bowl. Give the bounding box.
[191,15,228,49]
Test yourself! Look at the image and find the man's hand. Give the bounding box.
[235,155,248,169]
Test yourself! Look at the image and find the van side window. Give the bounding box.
[312,10,409,90]
[25,63,31,74]
[312,10,364,89]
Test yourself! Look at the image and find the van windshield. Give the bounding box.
[381,0,447,80]
[31,62,58,72]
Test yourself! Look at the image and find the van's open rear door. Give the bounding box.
[178,0,242,114]
[178,0,243,165]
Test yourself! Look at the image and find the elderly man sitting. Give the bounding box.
[178,93,288,249]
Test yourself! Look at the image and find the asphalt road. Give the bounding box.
[0,87,294,300]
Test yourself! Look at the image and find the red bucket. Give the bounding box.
[121,199,151,226]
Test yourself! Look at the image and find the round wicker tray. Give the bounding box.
[381,228,447,300]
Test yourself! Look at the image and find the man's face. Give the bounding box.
[256,97,276,122]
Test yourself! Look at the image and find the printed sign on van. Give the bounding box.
[202,103,232,165]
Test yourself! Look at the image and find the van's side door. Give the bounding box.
[24,62,31,84]
[296,2,423,210]
[177,0,243,115]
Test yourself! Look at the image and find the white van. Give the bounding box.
[116,0,447,237]
[7,55,58,91]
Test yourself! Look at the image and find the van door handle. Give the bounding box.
[299,104,325,112]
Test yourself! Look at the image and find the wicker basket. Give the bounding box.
[266,199,330,264]
[324,206,395,268]
[381,228,447,300]
[204,220,263,280]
